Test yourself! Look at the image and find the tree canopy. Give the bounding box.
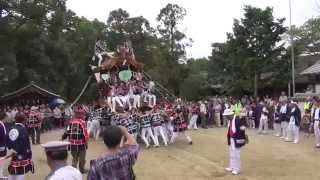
[0,1,192,101]
[208,6,288,98]
[1,1,318,101]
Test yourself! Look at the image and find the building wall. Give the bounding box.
[315,84,320,93]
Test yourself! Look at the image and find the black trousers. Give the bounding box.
[41,117,52,132]
[29,127,41,144]
[71,150,86,172]
[200,113,207,128]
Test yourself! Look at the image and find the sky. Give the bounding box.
[66,0,320,58]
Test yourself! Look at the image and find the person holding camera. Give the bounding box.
[87,126,139,180]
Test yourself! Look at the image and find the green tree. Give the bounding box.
[225,6,287,98]
[107,8,129,33]
[0,0,104,102]
[157,3,189,60]
[0,1,199,101]
[179,58,210,100]
[290,18,320,55]
[106,9,157,67]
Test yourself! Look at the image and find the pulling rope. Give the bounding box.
[70,75,93,108]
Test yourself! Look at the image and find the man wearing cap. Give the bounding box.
[224,108,247,175]
[7,112,34,180]
[27,106,42,145]
[61,108,89,173]
[42,141,82,180]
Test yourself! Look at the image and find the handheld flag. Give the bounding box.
[234,102,242,116]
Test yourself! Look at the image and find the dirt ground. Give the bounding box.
[15,128,320,180]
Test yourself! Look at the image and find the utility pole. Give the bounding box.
[289,0,296,97]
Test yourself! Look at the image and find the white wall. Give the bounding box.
[315,84,320,93]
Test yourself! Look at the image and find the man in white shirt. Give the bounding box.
[199,101,208,129]
[279,101,289,138]
[10,108,18,121]
[53,107,62,128]
[214,102,222,127]
[5,108,12,123]
[42,141,82,180]
[64,105,74,127]
[313,98,320,148]
[258,106,269,134]
[279,91,288,103]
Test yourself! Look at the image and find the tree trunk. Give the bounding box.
[170,26,174,57]
[254,71,258,102]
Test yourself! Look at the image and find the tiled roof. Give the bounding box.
[300,62,320,75]
[1,82,60,99]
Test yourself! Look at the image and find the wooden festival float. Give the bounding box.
[90,40,162,113]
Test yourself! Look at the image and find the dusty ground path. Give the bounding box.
[18,128,320,180]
